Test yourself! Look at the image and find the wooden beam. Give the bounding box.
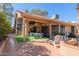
[25,18,49,24]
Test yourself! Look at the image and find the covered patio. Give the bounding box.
[15,11,76,37]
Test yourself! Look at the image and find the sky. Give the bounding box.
[12,3,77,23]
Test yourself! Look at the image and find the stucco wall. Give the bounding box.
[65,25,71,33]
[77,26,79,35]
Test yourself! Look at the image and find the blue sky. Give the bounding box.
[12,3,77,23]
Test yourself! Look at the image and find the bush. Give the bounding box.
[16,36,24,42]
[52,31,60,36]
[59,33,65,36]
[29,32,35,37]
[25,37,31,42]
[16,35,32,42]
[0,12,12,38]
[68,33,76,38]
[29,32,42,39]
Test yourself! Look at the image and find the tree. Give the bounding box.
[41,9,48,17]
[25,9,48,17]
[31,9,48,17]
[0,12,12,37]
[25,9,29,13]
[0,3,14,24]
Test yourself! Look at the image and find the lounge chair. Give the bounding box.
[50,35,61,48]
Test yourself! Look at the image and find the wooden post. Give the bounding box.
[58,24,61,33]
[24,21,26,37]
[37,23,42,33]
[22,18,25,36]
[74,26,77,35]
[77,26,79,35]
[49,24,52,37]
[15,19,17,35]
[39,25,42,33]
[22,18,30,37]
[25,21,29,36]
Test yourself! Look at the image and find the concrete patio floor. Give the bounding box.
[60,41,79,56]
[16,41,79,56]
[16,41,61,56]
[0,35,79,56]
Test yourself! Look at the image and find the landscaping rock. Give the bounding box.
[65,38,78,46]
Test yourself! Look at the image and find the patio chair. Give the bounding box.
[51,35,61,48]
[61,35,66,41]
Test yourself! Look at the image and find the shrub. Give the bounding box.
[16,36,24,42]
[16,35,32,42]
[0,12,12,38]
[59,33,65,36]
[25,37,31,42]
[52,31,60,36]
[29,32,35,37]
[68,33,76,38]
[29,32,42,39]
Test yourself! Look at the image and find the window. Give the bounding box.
[17,17,23,35]
[17,18,23,27]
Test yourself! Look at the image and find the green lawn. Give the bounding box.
[27,36,41,41]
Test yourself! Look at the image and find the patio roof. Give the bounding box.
[16,11,75,26]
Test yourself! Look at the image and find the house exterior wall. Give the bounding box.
[77,25,79,35]
[15,12,23,36]
[15,12,79,37]
[65,25,71,33]
[60,25,65,33]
